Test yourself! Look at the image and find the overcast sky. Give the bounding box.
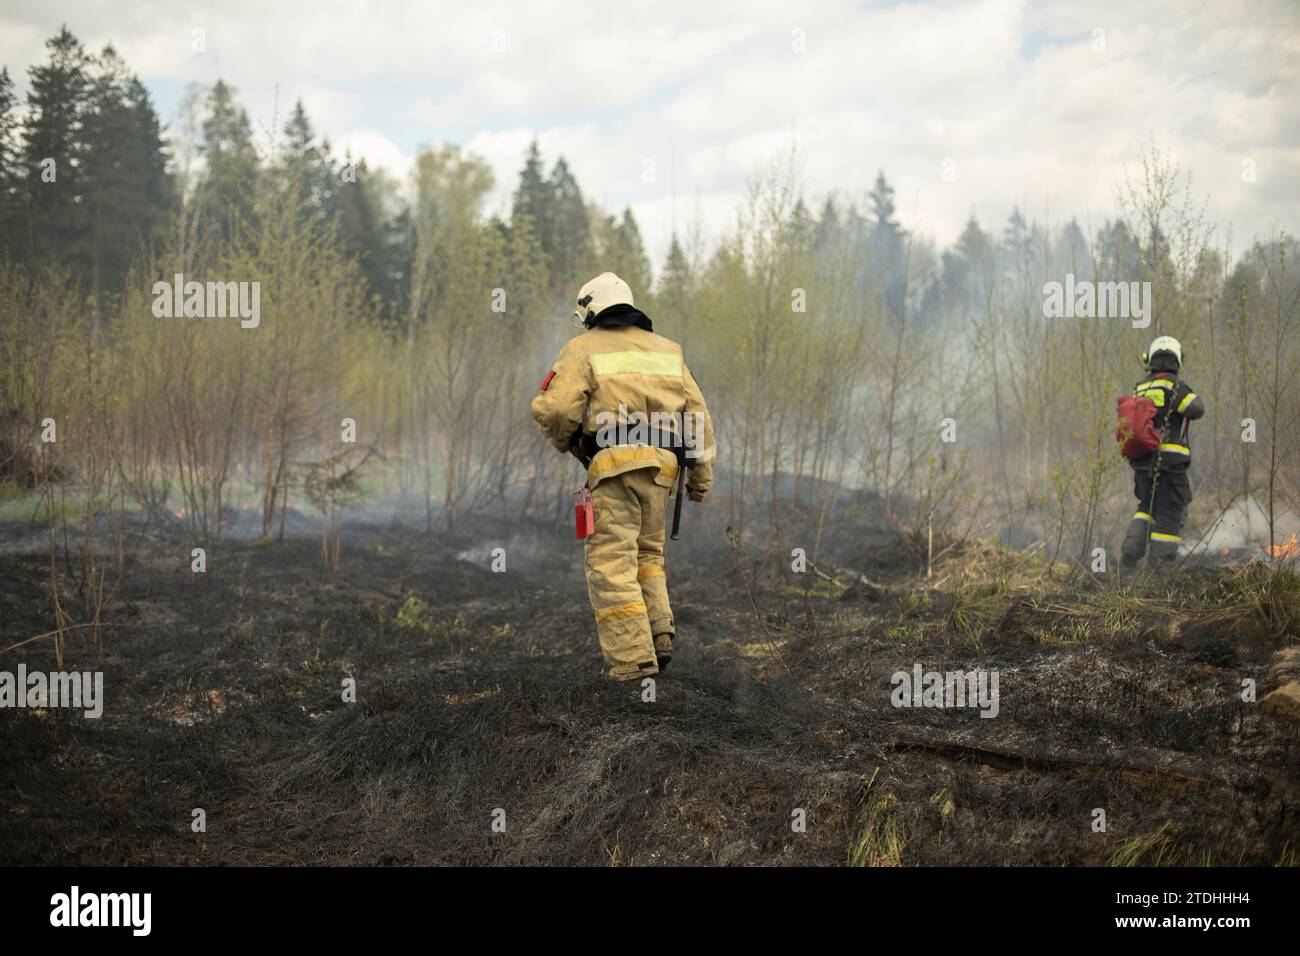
[2,0,1297,266]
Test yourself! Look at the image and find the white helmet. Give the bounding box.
[574,272,634,326]
[1144,335,1182,370]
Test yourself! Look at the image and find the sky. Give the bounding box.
[2,0,1297,267]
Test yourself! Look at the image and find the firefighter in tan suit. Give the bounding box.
[531,273,715,681]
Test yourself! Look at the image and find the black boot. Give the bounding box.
[653,633,673,671]
[1121,516,1151,569]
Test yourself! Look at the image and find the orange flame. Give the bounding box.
[1267,532,1298,560]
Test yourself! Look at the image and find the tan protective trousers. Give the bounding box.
[585,466,675,680]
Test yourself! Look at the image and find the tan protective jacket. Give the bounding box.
[531,325,715,492]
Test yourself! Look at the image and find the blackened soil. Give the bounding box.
[1,518,1297,866]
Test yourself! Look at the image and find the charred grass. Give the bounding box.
[1,521,1297,865]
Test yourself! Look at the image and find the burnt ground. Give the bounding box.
[0,511,1298,867]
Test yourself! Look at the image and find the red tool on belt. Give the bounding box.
[575,486,594,539]
[569,439,595,539]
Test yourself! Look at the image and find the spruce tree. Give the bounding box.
[21,25,90,267]
[657,231,693,335]
[868,171,907,319]
[548,156,591,292]
[279,99,337,223]
[511,139,550,234]
[868,170,901,236]
[814,195,840,251]
[81,46,174,312]
[0,68,20,257]
[614,207,651,295]
[197,79,260,241]
[335,153,390,314]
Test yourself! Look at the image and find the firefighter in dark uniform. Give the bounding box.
[1121,335,1206,567]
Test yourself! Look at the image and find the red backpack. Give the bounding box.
[1116,394,1161,458]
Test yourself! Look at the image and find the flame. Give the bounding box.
[1267,532,1298,560]
[175,508,187,519]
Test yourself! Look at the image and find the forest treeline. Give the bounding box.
[1,26,1297,578]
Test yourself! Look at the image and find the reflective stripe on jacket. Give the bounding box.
[531,325,716,491]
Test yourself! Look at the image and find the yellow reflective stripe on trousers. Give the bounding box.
[1150,532,1181,542]
[595,600,647,623]
[590,350,682,377]
[588,445,678,483]
[1159,443,1189,455]
[1134,512,1153,522]
[1177,392,1197,413]
[637,564,665,582]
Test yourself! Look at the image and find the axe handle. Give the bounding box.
[671,463,686,540]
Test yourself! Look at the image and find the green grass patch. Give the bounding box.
[942,582,1008,647]
[848,768,904,867]
[1108,820,1181,867]
[1201,562,1300,637]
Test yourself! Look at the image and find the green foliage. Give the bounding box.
[196,78,259,240]
[301,449,371,516]
[510,141,593,296]
[394,596,432,633]
[19,27,91,264]
[2,31,1297,570]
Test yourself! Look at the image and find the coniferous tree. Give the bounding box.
[21,26,90,266]
[508,142,594,297]
[867,170,908,318]
[789,198,814,250]
[613,207,651,295]
[547,156,591,292]
[81,46,173,313]
[868,170,900,235]
[335,153,393,315]
[1054,219,1089,277]
[656,231,694,340]
[511,139,550,236]
[814,195,840,251]
[0,68,21,256]
[279,100,337,222]
[1003,207,1029,260]
[941,214,993,321]
[197,79,260,241]
[382,202,416,330]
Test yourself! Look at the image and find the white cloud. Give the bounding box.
[1,0,1295,267]
[334,128,412,177]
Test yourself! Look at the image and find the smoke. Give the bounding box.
[1191,496,1300,555]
